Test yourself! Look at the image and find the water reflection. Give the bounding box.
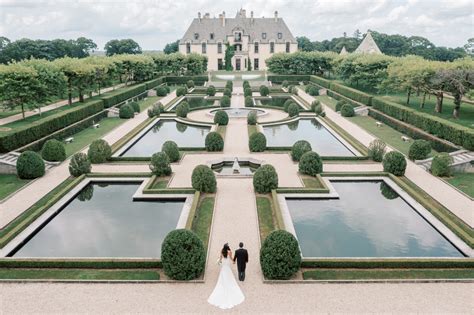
[77,185,94,202]
[380,182,399,200]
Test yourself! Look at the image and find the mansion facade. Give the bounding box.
[179,9,298,71]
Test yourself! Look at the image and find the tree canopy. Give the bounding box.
[163,40,179,54]
[104,39,142,56]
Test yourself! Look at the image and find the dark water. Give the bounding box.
[13,183,184,258]
[262,119,354,156]
[213,165,256,175]
[121,120,210,156]
[286,181,462,258]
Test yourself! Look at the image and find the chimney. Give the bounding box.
[274,11,278,22]
[198,12,201,22]
[251,11,254,23]
[221,11,226,27]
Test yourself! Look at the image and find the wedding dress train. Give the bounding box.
[207,257,245,309]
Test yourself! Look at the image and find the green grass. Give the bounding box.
[315,95,337,110]
[64,118,124,157]
[0,268,160,280]
[301,176,326,189]
[138,96,160,112]
[446,172,474,198]
[303,268,474,280]
[192,196,215,252]
[256,196,276,241]
[381,92,474,128]
[150,178,169,189]
[348,115,437,157]
[0,174,30,200]
[0,108,22,119]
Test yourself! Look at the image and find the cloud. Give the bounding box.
[0,0,471,50]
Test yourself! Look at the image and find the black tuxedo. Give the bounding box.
[233,248,248,281]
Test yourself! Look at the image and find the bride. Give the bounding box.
[208,243,245,309]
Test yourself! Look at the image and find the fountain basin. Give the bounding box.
[208,157,263,176]
[209,108,266,118]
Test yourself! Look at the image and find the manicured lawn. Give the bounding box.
[303,268,474,280]
[64,118,124,157]
[150,178,169,189]
[348,115,437,157]
[301,176,326,189]
[0,268,160,280]
[315,95,337,110]
[256,196,275,241]
[0,174,30,200]
[0,108,22,119]
[138,96,160,112]
[192,196,215,251]
[446,172,474,198]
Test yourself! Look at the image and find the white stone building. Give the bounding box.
[179,9,298,71]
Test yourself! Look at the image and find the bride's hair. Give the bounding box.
[221,243,230,258]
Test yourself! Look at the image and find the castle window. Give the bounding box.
[270,42,275,53]
[210,33,214,40]
[186,43,191,54]
[262,33,267,39]
[218,42,222,54]
[194,33,199,40]
[286,42,290,53]
[277,32,282,39]
[235,32,242,42]
[202,42,207,54]
[254,42,259,54]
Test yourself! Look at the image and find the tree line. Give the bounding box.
[296,30,472,62]
[266,51,473,118]
[0,53,207,118]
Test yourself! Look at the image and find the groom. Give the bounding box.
[233,242,248,281]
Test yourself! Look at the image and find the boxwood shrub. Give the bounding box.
[205,131,224,151]
[156,86,168,96]
[383,151,407,176]
[243,80,250,89]
[335,100,346,112]
[260,230,301,280]
[69,152,91,177]
[129,101,140,113]
[288,103,299,117]
[245,96,254,107]
[223,88,232,97]
[161,229,205,280]
[176,86,187,97]
[147,103,162,118]
[16,151,45,179]
[310,100,320,111]
[291,140,312,161]
[307,86,319,96]
[408,139,431,160]
[149,152,172,176]
[249,132,266,152]
[244,87,252,97]
[191,164,216,193]
[298,151,323,176]
[186,80,195,88]
[161,141,180,162]
[259,85,270,96]
[340,104,355,117]
[368,139,386,162]
[119,104,135,119]
[253,164,278,193]
[87,139,112,164]
[41,139,66,162]
[225,80,233,90]
[282,80,289,87]
[206,85,216,96]
[220,95,231,107]
[214,110,229,126]
[247,110,257,125]
[431,153,453,177]
[176,101,189,118]
[283,99,293,112]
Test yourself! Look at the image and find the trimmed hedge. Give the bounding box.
[161,229,205,280]
[87,139,112,164]
[69,152,91,177]
[309,75,331,89]
[164,75,207,86]
[244,87,252,97]
[245,96,254,107]
[205,132,224,151]
[214,110,229,126]
[383,151,407,176]
[186,80,195,88]
[119,104,135,119]
[176,101,189,118]
[206,85,216,96]
[249,132,266,152]
[176,86,187,97]
[253,164,278,193]
[130,101,140,113]
[223,88,232,97]
[288,103,299,117]
[16,151,45,179]
[368,139,386,162]
[431,153,453,177]
[100,82,147,108]
[161,141,180,162]
[301,259,474,269]
[0,259,163,269]
[156,86,168,96]
[260,230,301,280]
[268,75,310,84]
[330,81,372,106]
[149,152,172,176]
[191,165,216,193]
[298,151,323,176]
[291,140,312,161]
[41,139,66,162]
[340,104,355,117]
[260,85,270,96]
[408,139,431,160]
[247,110,257,125]
[220,95,231,107]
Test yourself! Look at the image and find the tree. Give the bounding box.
[296,36,313,51]
[54,57,95,104]
[464,38,474,56]
[164,40,179,54]
[73,37,97,57]
[104,39,142,56]
[224,42,234,71]
[353,29,362,40]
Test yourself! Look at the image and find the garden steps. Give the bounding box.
[415,150,474,171]
[0,151,59,174]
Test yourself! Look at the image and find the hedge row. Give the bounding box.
[0,259,162,269]
[301,259,474,269]
[165,76,207,86]
[330,81,372,106]
[371,98,474,150]
[326,90,361,108]
[267,75,310,84]
[309,75,331,89]
[145,77,165,90]
[100,83,148,108]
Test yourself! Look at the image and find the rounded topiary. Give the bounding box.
[147,103,162,118]
[368,139,386,162]
[290,86,298,95]
[206,85,216,96]
[220,95,231,107]
[191,164,217,193]
[161,229,205,280]
[87,139,112,164]
[298,151,323,176]
[249,132,266,152]
[244,87,252,98]
[186,80,195,89]
[259,85,270,96]
[41,139,66,162]
[150,152,172,176]
[282,80,289,88]
[129,101,140,113]
[16,151,45,179]
[243,81,250,89]
[383,151,407,176]
[119,104,134,119]
[223,88,232,97]
[431,153,452,177]
[176,86,187,97]
[311,100,321,112]
[176,101,189,118]
[245,96,254,107]
[214,110,229,126]
[253,164,278,193]
[335,100,346,112]
[288,103,299,117]
[161,141,180,162]
[225,80,233,90]
[205,132,224,151]
[260,230,301,280]
[247,110,257,125]
[291,140,312,161]
[69,152,91,177]
[340,104,355,117]
[156,86,168,96]
[408,139,431,161]
[307,86,319,96]
[283,99,293,112]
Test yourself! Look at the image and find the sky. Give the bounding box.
[0,0,472,51]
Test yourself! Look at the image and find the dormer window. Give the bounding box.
[210,33,214,40]
[194,33,199,40]
[262,33,267,39]
[235,32,242,42]
[277,32,282,39]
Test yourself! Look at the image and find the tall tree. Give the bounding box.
[104,39,142,56]
[163,40,179,54]
[296,36,313,52]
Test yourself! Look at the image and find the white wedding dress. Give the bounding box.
[207,256,245,309]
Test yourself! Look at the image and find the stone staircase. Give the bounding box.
[0,151,59,174]
[416,150,474,171]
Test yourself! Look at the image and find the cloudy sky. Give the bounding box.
[0,0,472,50]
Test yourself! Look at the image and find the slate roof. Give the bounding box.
[180,13,296,44]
